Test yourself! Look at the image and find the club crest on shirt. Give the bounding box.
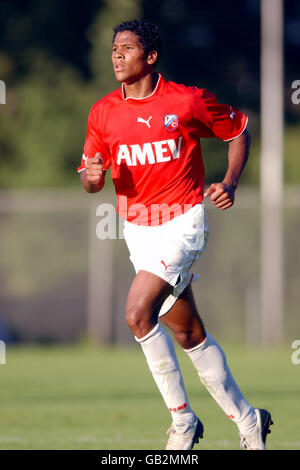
[164,114,179,132]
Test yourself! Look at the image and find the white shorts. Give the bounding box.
[123,204,209,316]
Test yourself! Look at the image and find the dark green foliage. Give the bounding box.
[0,0,299,188]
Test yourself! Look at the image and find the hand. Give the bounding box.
[204,182,236,210]
[86,152,104,184]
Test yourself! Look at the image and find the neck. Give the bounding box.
[123,72,159,99]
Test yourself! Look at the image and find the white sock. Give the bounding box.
[184,332,257,435]
[136,323,195,430]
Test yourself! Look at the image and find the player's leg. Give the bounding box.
[161,284,259,438]
[125,269,172,338]
[123,205,205,448]
[160,282,206,349]
[125,269,199,442]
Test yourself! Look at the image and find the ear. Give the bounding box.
[147,50,158,66]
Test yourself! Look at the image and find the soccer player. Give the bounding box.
[78,19,273,450]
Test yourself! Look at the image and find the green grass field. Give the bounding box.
[0,341,299,450]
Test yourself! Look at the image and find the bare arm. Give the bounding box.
[204,129,251,209]
[80,153,106,194]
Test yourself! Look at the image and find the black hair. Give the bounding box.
[112,19,162,65]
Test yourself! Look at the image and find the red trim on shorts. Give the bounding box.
[186,249,201,274]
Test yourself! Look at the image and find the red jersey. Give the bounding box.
[77,75,247,225]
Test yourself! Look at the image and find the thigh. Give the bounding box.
[160,284,206,349]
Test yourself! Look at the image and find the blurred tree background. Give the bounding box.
[0,0,299,189]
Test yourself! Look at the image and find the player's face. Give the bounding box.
[112,31,156,84]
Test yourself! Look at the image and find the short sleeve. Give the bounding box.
[191,88,248,141]
[77,103,111,173]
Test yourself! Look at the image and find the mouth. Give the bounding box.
[113,63,125,72]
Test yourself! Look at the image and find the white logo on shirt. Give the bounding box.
[117,137,182,166]
[137,116,152,128]
[164,114,178,131]
[229,107,236,119]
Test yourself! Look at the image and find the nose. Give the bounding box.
[112,48,124,60]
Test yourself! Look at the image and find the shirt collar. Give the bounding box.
[121,74,163,101]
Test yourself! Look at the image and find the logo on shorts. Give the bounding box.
[164,114,178,132]
[160,260,171,271]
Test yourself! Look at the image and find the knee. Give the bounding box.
[173,328,195,349]
[173,327,206,350]
[125,302,142,331]
[125,298,154,336]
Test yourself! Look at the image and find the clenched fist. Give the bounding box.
[204,182,236,210]
[86,152,104,184]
